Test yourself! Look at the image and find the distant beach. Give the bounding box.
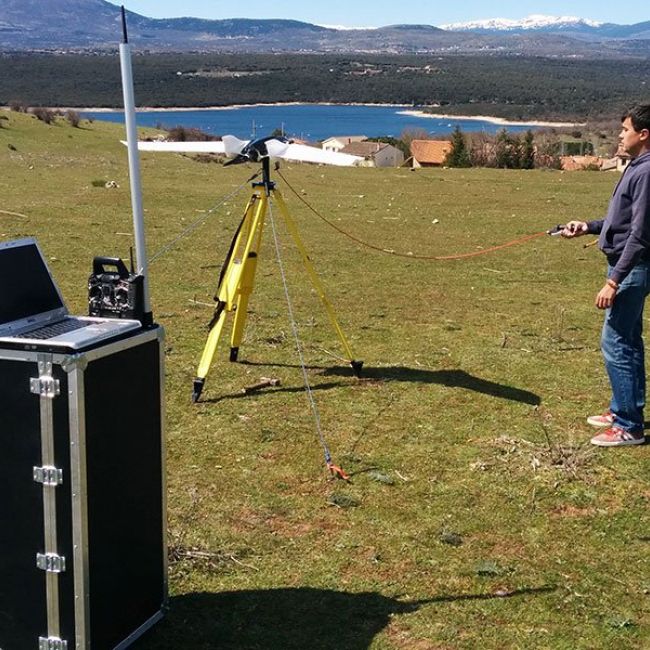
[397,110,583,128]
[79,101,415,113]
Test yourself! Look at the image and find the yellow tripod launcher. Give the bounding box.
[192,149,363,403]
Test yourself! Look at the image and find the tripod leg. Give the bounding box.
[272,189,363,377]
[230,196,267,361]
[192,304,228,402]
[192,193,268,401]
[229,250,260,361]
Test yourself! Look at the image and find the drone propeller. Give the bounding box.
[127,135,363,167]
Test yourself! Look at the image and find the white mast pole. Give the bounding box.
[119,6,152,321]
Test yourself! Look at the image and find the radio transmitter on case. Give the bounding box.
[88,254,146,322]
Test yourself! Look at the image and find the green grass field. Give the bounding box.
[1,112,648,649]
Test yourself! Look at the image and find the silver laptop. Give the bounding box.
[0,238,141,350]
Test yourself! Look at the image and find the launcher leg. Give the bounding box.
[272,189,362,376]
[192,305,229,402]
[230,203,266,361]
[192,193,268,402]
[230,249,260,361]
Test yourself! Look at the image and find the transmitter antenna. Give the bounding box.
[121,5,128,43]
[119,5,153,325]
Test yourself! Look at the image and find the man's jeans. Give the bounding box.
[602,261,650,433]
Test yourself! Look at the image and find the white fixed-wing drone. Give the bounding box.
[132,134,364,167]
[125,131,366,405]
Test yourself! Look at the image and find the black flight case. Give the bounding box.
[0,326,167,650]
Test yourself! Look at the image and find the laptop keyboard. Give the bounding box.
[18,318,88,340]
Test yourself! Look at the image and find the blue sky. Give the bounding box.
[107,1,648,27]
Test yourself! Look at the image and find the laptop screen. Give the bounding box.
[0,240,65,326]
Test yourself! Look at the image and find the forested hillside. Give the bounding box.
[1,53,648,120]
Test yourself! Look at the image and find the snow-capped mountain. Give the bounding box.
[440,14,603,32]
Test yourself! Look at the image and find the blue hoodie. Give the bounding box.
[587,150,650,284]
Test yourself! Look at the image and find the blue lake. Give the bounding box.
[82,104,536,141]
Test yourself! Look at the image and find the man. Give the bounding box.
[562,104,650,447]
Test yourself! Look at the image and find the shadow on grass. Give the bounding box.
[200,381,345,404]
[222,362,540,406]
[133,585,555,649]
[238,359,327,371]
[324,365,541,406]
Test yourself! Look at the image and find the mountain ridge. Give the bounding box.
[0,1,648,56]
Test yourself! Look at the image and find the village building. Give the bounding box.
[600,152,632,172]
[600,158,617,171]
[339,141,404,168]
[321,135,368,153]
[561,150,632,172]
[559,155,603,171]
[616,151,632,172]
[407,140,452,167]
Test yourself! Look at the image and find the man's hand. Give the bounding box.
[595,283,617,309]
[561,221,588,238]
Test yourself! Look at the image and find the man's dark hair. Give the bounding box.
[623,104,650,133]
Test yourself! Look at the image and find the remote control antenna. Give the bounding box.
[119,6,153,325]
[121,5,128,43]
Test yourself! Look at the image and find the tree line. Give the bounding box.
[442,126,610,170]
[446,127,537,169]
[1,52,648,121]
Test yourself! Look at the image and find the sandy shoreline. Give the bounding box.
[3,102,582,128]
[79,101,413,112]
[76,102,583,127]
[397,110,583,128]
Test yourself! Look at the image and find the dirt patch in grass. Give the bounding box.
[471,534,529,560]
[386,622,455,650]
[229,506,343,539]
[550,504,599,518]
[341,554,418,585]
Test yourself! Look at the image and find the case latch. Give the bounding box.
[36,553,66,573]
[38,637,68,650]
[30,360,60,398]
[30,377,60,398]
[33,466,63,486]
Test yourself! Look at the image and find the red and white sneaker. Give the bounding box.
[586,411,614,428]
[591,426,645,447]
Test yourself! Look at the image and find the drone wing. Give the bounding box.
[128,140,226,154]
[278,143,363,167]
[126,136,362,167]
[221,135,250,157]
